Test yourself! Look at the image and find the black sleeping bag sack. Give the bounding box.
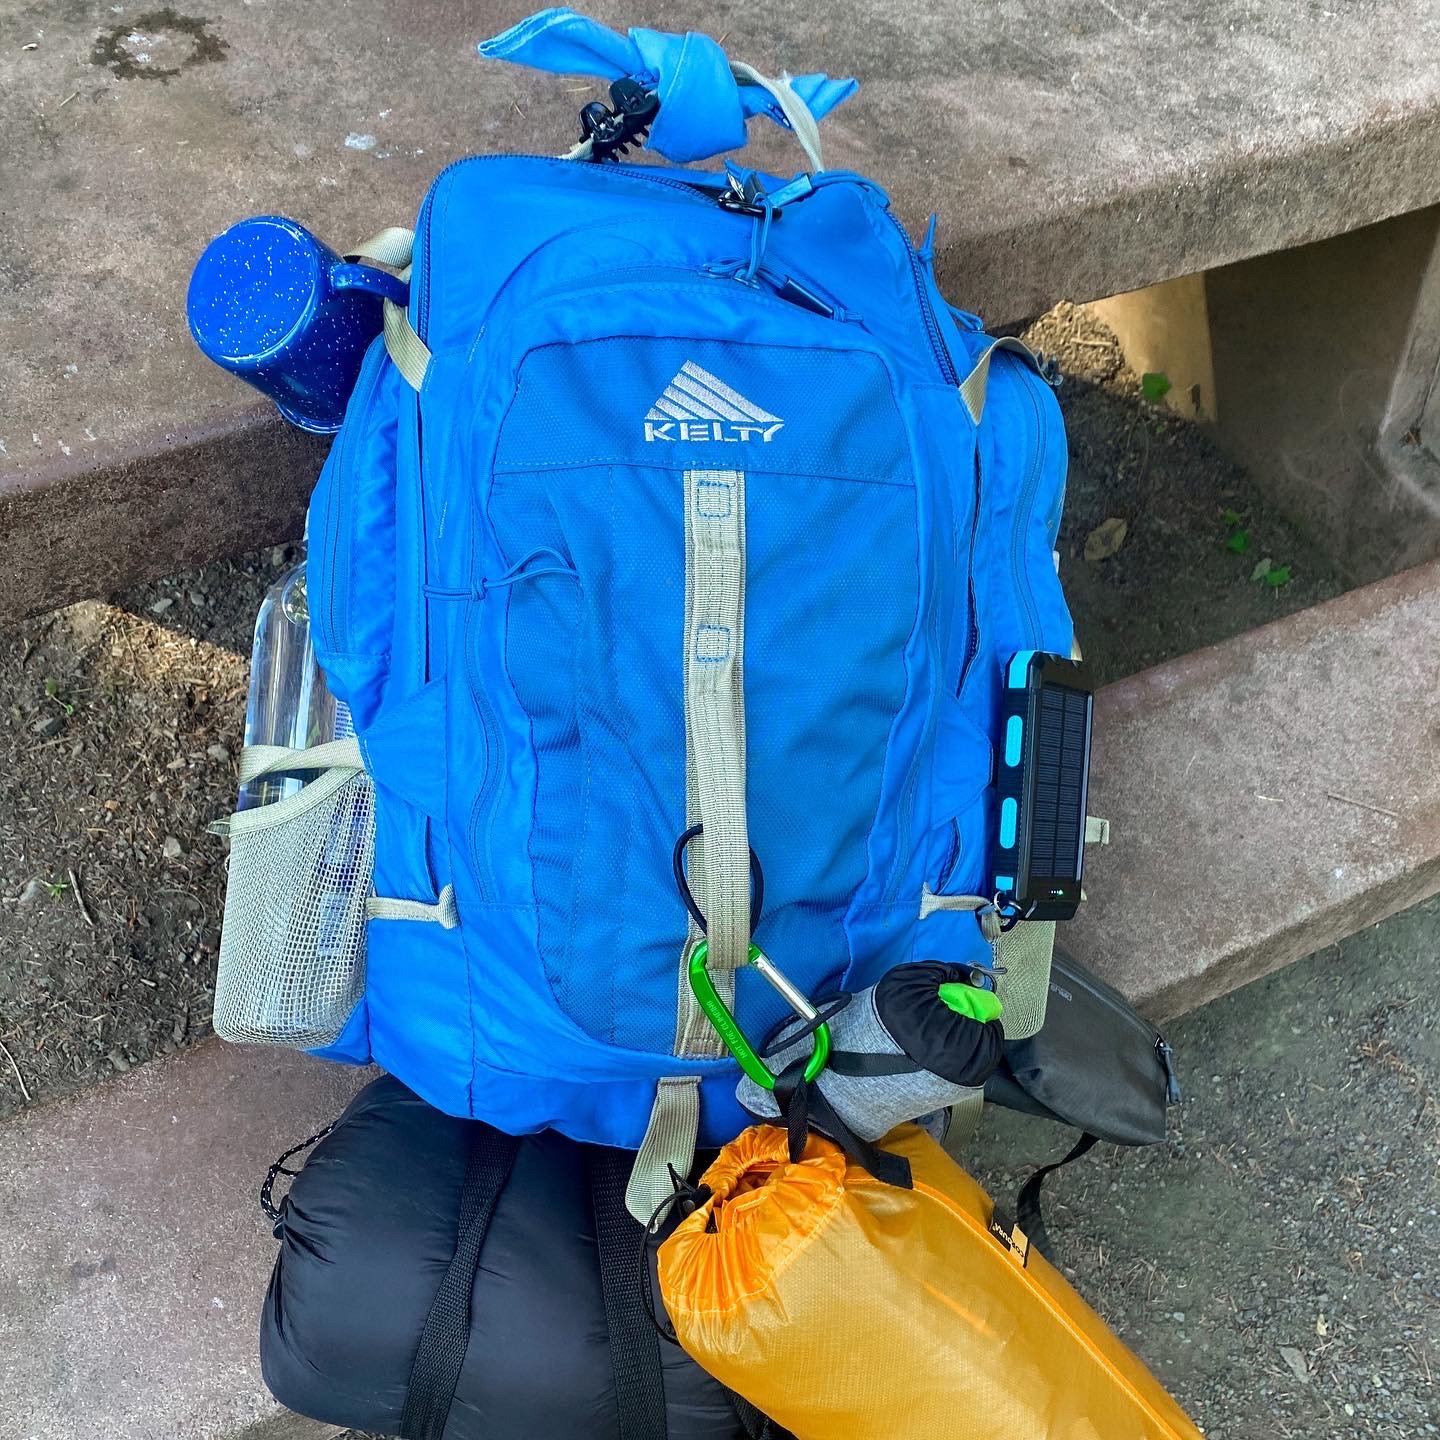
[260,1075,748,1440]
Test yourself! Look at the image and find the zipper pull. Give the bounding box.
[765,271,834,318]
[718,168,773,217]
[1156,1038,1182,1105]
[701,261,838,319]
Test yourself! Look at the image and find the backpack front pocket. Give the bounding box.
[474,328,923,1055]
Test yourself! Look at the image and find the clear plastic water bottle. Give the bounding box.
[229,550,366,1046]
[239,557,352,810]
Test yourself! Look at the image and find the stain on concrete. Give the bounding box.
[91,9,226,82]
[67,1255,118,1285]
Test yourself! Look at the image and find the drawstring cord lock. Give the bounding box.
[578,76,660,161]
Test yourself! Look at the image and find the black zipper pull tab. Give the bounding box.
[1157,1037,1182,1105]
[766,272,834,318]
[719,170,774,217]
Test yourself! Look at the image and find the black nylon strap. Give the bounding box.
[588,1148,670,1440]
[729,1388,798,1440]
[1015,1131,1100,1261]
[772,1059,913,1190]
[399,1126,521,1440]
[757,994,853,1058]
[824,1050,921,1078]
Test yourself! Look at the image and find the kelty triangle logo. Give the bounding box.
[643,361,784,443]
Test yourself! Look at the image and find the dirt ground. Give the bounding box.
[0,546,292,1115]
[971,899,1440,1439]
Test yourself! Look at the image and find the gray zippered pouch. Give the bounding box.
[984,946,1180,1147]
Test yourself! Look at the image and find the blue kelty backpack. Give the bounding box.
[232,9,1075,1216]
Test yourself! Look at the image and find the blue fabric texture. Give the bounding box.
[302,20,1072,1150]
[478,7,857,163]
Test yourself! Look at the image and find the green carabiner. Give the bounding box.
[688,939,831,1091]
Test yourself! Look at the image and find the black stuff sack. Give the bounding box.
[982,946,1181,1254]
[259,1075,752,1440]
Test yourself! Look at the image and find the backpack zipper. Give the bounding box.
[1009,369,1047,647]
[413,155,720,342]
[318,337,389,656]
[956,447,984,695]
[884,211,958,385]
[414,157,949,374]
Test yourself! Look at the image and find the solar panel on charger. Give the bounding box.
[991,651,1095,922]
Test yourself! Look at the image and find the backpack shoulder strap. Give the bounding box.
[399,1126,521,1440]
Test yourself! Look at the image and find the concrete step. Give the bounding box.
[0,1038,362,1440]
[4,560,1437,1438]
[1070,556,1440,1019]
[4,0,1440,621]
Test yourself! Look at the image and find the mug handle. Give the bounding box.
[332,261,409,307]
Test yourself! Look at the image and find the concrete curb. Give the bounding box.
[1071,557,1440,1019]
[0,1040,366,1439]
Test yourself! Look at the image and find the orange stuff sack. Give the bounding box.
[657,1125,1202,1440]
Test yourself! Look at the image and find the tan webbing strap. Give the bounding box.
[347,226,415,271]
[730,62,825,171]
[958,336,1044,425]
[628,468,751,1220]
[676,468,751,1047]
[366,884,460,929]
[917,887,1003,943]
[945,1087,986,1154]
[238,736,364,784]
[346,226,430,392]
[381,300,432,392]
[625,1076,702,1223]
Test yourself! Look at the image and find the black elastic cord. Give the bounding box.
[588,1148,670,1440]
[259,1123,335,1225]
[672,823,764,933]
[1014,1131,1100,1261]
[757,993,852,1057]
[631,1174,713,1347]
[399,1126,521,1440]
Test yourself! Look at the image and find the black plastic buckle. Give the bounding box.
[579,77,660,162]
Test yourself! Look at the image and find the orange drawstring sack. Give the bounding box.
[658,1124,1203,1440]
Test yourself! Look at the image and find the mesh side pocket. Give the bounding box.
[994,920,1055,1041]
[215,767,375,1048]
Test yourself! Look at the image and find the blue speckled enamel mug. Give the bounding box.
[187,215,408,434]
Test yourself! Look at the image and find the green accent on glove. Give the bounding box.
[937,982,1004,1024]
